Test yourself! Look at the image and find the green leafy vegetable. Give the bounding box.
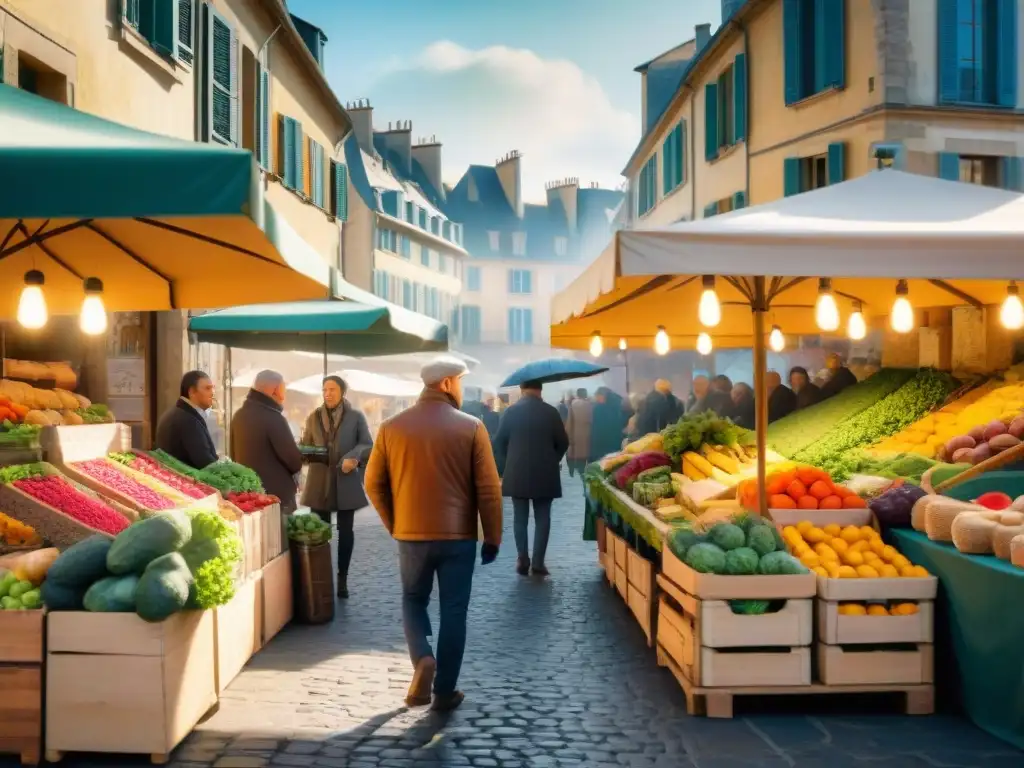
[179,508,243,609]
[0,463,50,484]
[661,412,745,462]
[196,461,263,495]
[108,452,137,466]
[150,449,205,481]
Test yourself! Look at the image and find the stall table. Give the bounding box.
[891,529,1024,751]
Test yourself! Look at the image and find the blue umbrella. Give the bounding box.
[500,358,609,388]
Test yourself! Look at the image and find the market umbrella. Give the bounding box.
[288,369,423,398]
[500,358,608,388]
[0,84,331,318]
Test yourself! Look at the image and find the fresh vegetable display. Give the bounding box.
[0,570,42,610]
[76,404,115,424]
[869,484,928,530]
[12,474,131,536]
[150,450,264,496]
[109,452,218,499]
[72,459,177,511]
[614,451,671,491]
[661,412,748,463]
[180,509,243,608]
[0,420,41,446]
[737,465,867,511]
[0,510,41,547]
[227,491,280,513]
[149,448,205,481]
[782,521,930,578]
[667,514,803,577]
[0,547,58,584]
[286,513,332,546]
[0,463,47,484]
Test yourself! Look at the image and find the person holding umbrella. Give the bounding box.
[492,379,569,576]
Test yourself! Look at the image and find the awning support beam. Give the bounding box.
[86,222,177,309]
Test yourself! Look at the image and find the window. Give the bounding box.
[123,0,193,65]
[554,236,568,257]
[431,217,441,236]
[331,161,349,221]
[511,231,527,256]
[783,143,846,196]
[466,266,481,291]
[277,115,304,190]
[802,155,828,191]
[201,4,239,146]
[307,138,325,208]
[402,280,413,310]
[461,306,482,344]
[405,200,414,222]
[637,155,657,216]
[377,228,397,252]
[958,155,1001,187]
[487,230,500,251]
[418,208,428,229]
[372,270,389,300]
[421,248,431,267]
[400,235,411,259]
[704,54,746,160]
[452,223,463,245]
[508,269,532,294]
[783,0,845,105]
[718,65,735,148]
[939,0,1015,107]
[661,121,686,194]
[508,308,534,345]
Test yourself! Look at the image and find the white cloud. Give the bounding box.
[366,41,637,202]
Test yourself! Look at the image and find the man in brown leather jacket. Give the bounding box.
[364,356,503,712]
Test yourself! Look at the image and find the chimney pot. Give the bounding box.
[696,23,712,51]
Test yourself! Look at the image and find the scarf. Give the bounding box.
[318,402,345,467]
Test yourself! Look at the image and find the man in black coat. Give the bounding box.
[491,380,569,577]
[636,380,685,434]
[819,352,858,400]
[155,370,219,469]
[766,370,797,423]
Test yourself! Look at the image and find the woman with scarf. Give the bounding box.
[300,376,374,598]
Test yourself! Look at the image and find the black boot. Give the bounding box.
[337,575,349,599]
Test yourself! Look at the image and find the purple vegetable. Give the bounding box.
[870,484,927,530]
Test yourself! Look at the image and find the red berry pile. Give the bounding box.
[128,453,218,499]
[74,460,175,510]
[227,491,281,513]
[14,476,130,535]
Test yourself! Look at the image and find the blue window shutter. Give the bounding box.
[936,0,958,104]
[1002,157,1024,191]
[703,201,719,218]
[783,157,801,196]
[827,142,846,184]
[937,152,960,181]
[680,121,688,184]
[661,138,671,195]
[732,191,746,210]
[206,5,238,145]
[733,53,748,142]
[293,120,304,192]
[704,83,719,161]
[525,309,533,344]
[332,162,348,220]
[995,0,1018,107]
[783,0,804,104]
[177,0,194,65]
[524,270,532,293]
[256,66,270,168]
[814,0,846,91]
[279,115,293,187]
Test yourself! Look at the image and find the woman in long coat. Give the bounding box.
[300,376,373,598]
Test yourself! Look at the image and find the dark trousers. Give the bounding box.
[313,509,356,580]
[512,497,552,566]
[398,540,476,696]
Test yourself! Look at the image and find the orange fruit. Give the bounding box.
[842,495,867,509]
[819,495,843,510]
[797,495,819,510]
[808,480,833,500]
[770,494,796,509]
[787,480,808,500]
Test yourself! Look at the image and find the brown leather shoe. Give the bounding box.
[405,656,435,706]
[431,690,465,712]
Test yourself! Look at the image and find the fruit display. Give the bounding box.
[0,509,42,548]
[227,491,280,513]
[71,459,178,511]
[666,514,805,579]
[738,465,867,511]
[109,452,219,499]
[286,512,332,546]
[42,507,243,619]
[781,520,930,579]
[0,570,42,610]
[836,601,921,616]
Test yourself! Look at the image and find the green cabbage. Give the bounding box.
[708,522,745,551]
[724,547,759,575]
[758,551,807,575]
[684,542,727,574]
[746,525,778,557]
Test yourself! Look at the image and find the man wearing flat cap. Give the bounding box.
[365,355,503,712]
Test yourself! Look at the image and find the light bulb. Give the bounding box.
[1001,282,1024,330]
[890,280,914,334]
[654,326,670,356]
[847,303,867,340]
[698,275,721,327]
[769,325,785,352]
[696,332,713,356]
[815,278,840,332]
[618,338,627,351]
[588,332,603,357]
[17,270,47,329]
[80,278,108,335]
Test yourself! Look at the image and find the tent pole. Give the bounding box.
[752,276,769,517]
[225,346,233,460]
[323,333,328,377]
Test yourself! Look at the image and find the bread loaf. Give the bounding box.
[924,497,983,542]
[1010,534,1024,568]
[951,511,1001,554]
[992,512,1024,560]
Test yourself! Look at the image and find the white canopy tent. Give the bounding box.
[287,369,423,398]
[292,349,478,378]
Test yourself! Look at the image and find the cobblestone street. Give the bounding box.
[16,472,1024,768]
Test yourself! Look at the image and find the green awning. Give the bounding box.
[0,84,330,316]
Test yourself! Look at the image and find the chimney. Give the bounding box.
[545,177,580,232]
[495,150,523,218]
[346,99,374,155]
[721,0,744,22]
[695,23,712,52]
[411,135,443,196]
[374,120,412,177]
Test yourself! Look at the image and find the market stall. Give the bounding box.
[554,170,1024,734]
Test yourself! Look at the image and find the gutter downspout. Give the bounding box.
[741,20,751,205]
[689,88,696,219]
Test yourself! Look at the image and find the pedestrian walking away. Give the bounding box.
[230,370,303,513]
[565,387,593,477]
[590,386,629,461]
[154,370,219,469]
[636,379,684,434]
[364,355,503,712]
[491,379,570,576]
[300,375,373,599]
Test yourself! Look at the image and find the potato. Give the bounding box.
[1009,417,1024,439]
[988,434,1021,454]
[944,435,976,456]
[968,424,987,442]
[969,443,993,464]
[952,447,974,463]
[983,420,1009,442]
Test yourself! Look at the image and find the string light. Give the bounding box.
[698,275,721,327]
[890,280,915,334]
[618,338,627,351]
[847,301,867,340]
[588,332,603,357]
[769,325,785,352]
[17,270,47,329]
[654,326,670,355]
[1000,282,1024,330]
[815,277,840,332]
[79,278,108,335]
[696,332,713,356]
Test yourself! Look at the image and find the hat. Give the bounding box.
[420,355,469,386]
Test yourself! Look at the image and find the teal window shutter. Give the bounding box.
[206,5,239,146]
[827,142,846,184]
[703,201,719,218]
[1002,157,1023,191]
[124,0,141,29]
[680,121,688,185]
[310,141,324,207]
[256,65,270,169]
[153,0,176,56]
[293,119,304,193]
[332,162,349,221]
[177,0,194,65]
[813,0,846,92]
[783,0,804,104]
[732,191,746,209]
[937,152,960,181]
[279,116,295,188]
[995,0,1018,107]
[661,137,671,195]
[783,157,801,196]
[704,83,719,161]
[733,53,748,142]
[936,0,958,104]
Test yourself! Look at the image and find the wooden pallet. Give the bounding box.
[45,750,170,765]
[656,644,935,719]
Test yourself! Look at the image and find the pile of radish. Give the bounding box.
[940,417,1024,465]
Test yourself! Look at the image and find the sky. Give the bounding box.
[286,0,723,202]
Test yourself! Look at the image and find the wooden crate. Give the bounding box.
[817,643,934,686]
[0,665,42,766]
[243,510,265,578]
[260,550,293,645]
[604,531,621,584]
[614,565,628,600]
[661,547,816,600]
[38,424,130,464]
[213,577,258,694]
[261,504,283,565]
[0,609,44,664]
[817,600,934,645]
[45,610,217,764]
[626,549,656,646]
[817,574,938,602]
[627,584,654,646]
[613,535,627,570]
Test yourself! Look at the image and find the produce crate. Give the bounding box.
[259,550,293,645]
[614,565,628,599]
[626,548,656,646]
[213,577,258,694]
[613,534,627,570]
[0,477,124,549]
[595,517,607,563]
[661,546,816,600]
[55,461,160,519]
[243,509,265,579]
[603,531,621,585]
[817,600,934,645]
[817,573,938,602]
[260,503,283,565]
[769,507,876,529]
[45,610,217,764]
[0,609,44,664]
[38,423,130,464]
[817,643,934,687]
[0,609,45,766]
